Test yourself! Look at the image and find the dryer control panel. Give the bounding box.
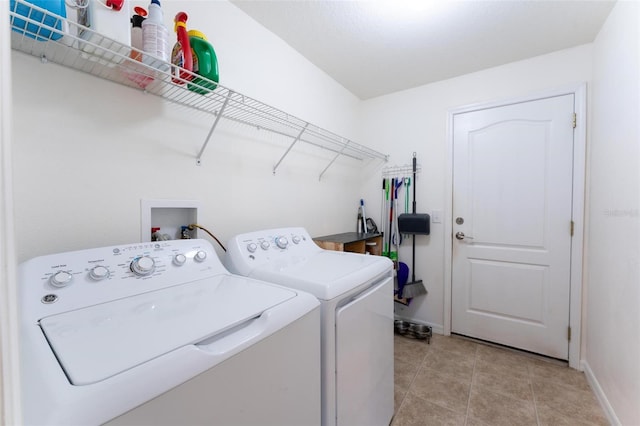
[19,239,225,318]
[224,227,324,276]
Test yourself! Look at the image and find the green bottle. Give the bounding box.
[187,29,219,95]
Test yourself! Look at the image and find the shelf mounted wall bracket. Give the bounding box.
[272,123,309,175]
[319,140,351,181]
[196,91,234,166]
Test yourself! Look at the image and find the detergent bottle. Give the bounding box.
[170,12,193,84]
[142,0,169,69]
[187,29,219,95]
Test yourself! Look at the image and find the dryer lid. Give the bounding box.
[250,251,392,300]
[39,275,296,385]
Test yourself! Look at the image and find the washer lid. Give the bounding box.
[250,251,392,300]
[39,275,296,386]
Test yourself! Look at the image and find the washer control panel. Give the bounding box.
[19,239,225,318]
[224,227,323,276]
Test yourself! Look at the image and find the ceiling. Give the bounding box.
[230,0,616,100]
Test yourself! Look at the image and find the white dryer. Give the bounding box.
[225,227,394,426]
[19,239,321,426]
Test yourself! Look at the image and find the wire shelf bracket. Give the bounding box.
[196,90,233,166]
[273,123,308,175]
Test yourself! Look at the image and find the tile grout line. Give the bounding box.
[406,340,431,389]
[393,338,431,422]
[463,343,479,425]
[528,361,542,426]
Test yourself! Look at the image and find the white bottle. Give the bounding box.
[123,11,154,88]
[130,13,145,61]
[142,0,169,69]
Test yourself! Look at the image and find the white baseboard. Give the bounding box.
[582,360,620,426]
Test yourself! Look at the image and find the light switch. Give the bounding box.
[432,210,442,223]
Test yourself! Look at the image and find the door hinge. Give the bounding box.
[570,220,575,236]
[568,326,572,341]
[572,113,577,129]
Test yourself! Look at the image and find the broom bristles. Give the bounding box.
[402,279,427,298]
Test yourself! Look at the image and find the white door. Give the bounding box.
[451,94,575,359]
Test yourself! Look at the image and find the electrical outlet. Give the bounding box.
[431,210,442,224]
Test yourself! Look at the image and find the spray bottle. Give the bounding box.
[142,0,169,70]
[123,7,154,88]
[129,7,146,61]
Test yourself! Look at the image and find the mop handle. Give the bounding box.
[412,154,418,214]
[381,179,386,239]
[412,153,418,281]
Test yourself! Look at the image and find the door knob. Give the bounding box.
[455,231,473,240]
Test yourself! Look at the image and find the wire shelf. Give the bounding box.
[9,0,388,175]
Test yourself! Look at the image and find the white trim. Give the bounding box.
[569,83,587,370]
[582,360,622,426]
[443,113,454,337]
[443,83,587,368]
[1,4,23,424]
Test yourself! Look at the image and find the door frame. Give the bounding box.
[444,84,587,369]
[1,3,23,423]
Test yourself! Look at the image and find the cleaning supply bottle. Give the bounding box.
[142,0,169,70]
[124,7,154,88]
[187,29,219,95]
[129,8,146,61]
[170,11,193,84]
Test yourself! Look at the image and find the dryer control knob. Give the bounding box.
[50,270,73,287]
[173,254,187,266]
[89,265,110,281]
[130,256,155,276]
[292,235,301,244]
[260,240,270,250]
[275,236,288,249]
[247,243,257,253]
[194,250,207,262]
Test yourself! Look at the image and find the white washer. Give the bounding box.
[19,239,321,426]
[225,227,394,426]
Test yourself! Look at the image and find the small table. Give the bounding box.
[313,232,383,256]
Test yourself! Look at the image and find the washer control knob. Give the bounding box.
[292,235,301,244]
[130,256,155,276]
[89,265,110,281]
[194,250,207,262]
[260,240,270,250]
[247,243,257,253]
[275,236,289,249]
[173,254,187,266]
[50,271,73,287]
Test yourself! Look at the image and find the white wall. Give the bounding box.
[586,1,640,424]
[10,1,639,423]
[11,0,379,262]
[359,45,593,333]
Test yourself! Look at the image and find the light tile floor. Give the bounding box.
[393,333,609,426]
